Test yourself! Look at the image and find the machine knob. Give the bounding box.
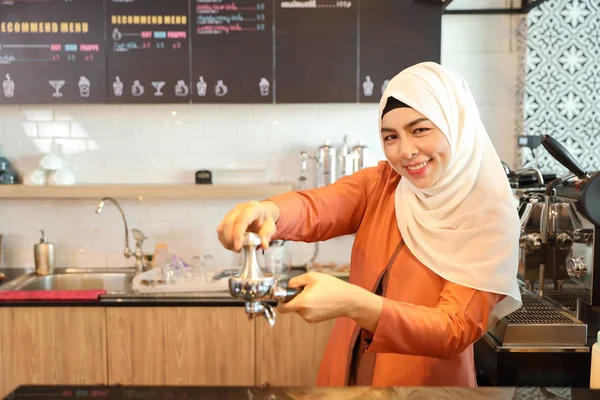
[566,256,587,279]
[556,232,574,249]
[520,232,542,251]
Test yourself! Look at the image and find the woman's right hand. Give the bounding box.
[217,200,279,252]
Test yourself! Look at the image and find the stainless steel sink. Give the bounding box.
[0,268,135,293]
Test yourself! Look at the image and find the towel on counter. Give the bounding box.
[0,289,106,301]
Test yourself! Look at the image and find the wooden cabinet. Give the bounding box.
[106,307,255,386]
[256,314,335,386]
[0,308,107,398]
[0,305,333,397]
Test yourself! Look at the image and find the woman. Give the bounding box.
[217,62,522,387]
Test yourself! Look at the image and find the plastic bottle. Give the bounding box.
[590,331,600,388]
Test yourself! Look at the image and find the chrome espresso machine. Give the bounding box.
[475,134,600,387]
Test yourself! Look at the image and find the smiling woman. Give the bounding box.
[217,61,521,387]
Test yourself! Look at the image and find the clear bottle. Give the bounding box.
[590,330,600,388]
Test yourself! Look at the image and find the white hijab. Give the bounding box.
[379,62,522,326]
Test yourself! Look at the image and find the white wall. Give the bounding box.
[0,10,522,271]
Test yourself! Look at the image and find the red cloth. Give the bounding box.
[0,290,105,301]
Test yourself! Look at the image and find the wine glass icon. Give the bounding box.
[49,80,65,98]
[152,81,165,97]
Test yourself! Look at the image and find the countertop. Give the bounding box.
[0,268,310,307]
[4,385,598,399]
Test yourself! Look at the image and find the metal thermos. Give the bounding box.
[351,141,369,173]
[34,229,55,276]
[339,135,353,178]
[316,141,337,188]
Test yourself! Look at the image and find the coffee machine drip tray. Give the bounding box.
[489,292,587,347]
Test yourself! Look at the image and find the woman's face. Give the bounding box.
[381,107,451,189]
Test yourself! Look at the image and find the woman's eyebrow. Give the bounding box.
[404,117,430,130]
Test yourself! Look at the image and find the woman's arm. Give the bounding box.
[348,281,505,360]
[266,166,378,242]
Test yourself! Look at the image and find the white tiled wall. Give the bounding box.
[0,11,522,271]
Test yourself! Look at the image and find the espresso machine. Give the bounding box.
[476,134,600,387]
[228,232,301,327]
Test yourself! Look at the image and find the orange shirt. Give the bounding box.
[268,161,504,387]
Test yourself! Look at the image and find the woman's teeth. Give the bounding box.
[407,160,430,171]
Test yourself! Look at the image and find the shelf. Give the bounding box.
[0,183,294,200]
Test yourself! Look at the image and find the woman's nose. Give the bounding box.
[398,137,418,160]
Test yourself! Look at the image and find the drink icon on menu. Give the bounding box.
[113,76,123,96]
[215,80,228,97]
[175,80,189,97]
[3,74,14,98]
[132,80,144,96]
[381,79,390,94]
[196,76,207,97]
[49,79,65,98]
[362,76,374,97]
[259,77,270,96]
[78,76,91,98]
[112,28,122,41]
[152,81,165,97]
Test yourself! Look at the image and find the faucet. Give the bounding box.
[228,232,302,327]
[95,197,147,274]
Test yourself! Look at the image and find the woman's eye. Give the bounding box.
[413,128,429,135]
[384,135,397,141]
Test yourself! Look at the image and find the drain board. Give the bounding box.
[545,288,591,312]
[489,293,587,346]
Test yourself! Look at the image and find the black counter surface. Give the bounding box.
[0,268,315,307]
[4,385,600,400]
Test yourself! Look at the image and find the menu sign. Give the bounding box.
[275,0,357,103]
[105,0,191,103]
[0,0,107,104]
[358,0,441,103]
[191,0,274,103]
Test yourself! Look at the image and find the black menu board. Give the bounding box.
[358,0,441,103]
[0,0,107,104]
[191,0,274,103]
[105,0,191,103]
[275,0,357,103]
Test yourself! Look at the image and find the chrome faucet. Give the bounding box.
[95,197,147,274]
[229,232,302,327]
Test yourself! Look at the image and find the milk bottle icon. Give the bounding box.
[78,76,91,97]
[381,79,390,94]
[3,74,14,98]
[175,80,189,97]
[362,76,374,97]
[132,80,144,96]
[259,77,270,96]
[196,76,207,96]
[215,80,228,97]
[113,76,123,96]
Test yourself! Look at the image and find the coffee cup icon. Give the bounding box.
[175,80,189,97]
[3,74,14,98]
[78,76,91,97]
[259,77,270,96]
[215,80,228,97]
[132,80,144,96]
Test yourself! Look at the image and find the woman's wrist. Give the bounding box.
[344,284,384,333]
[260,200,281,224]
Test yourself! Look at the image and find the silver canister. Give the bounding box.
[351,140,369,173]
[34,229,55,276]
[316,141,337,188]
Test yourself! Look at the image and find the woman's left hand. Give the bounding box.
[277,271,358,323]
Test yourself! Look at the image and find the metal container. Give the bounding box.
[34,230,55,276]
[316,141,337,188]
[351,140,369,174]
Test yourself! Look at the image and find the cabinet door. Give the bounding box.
[256,314,335,386]
[164,307,255,386]
[106,307,167,385]
[106,307,255,386]
[0,307,107,397]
